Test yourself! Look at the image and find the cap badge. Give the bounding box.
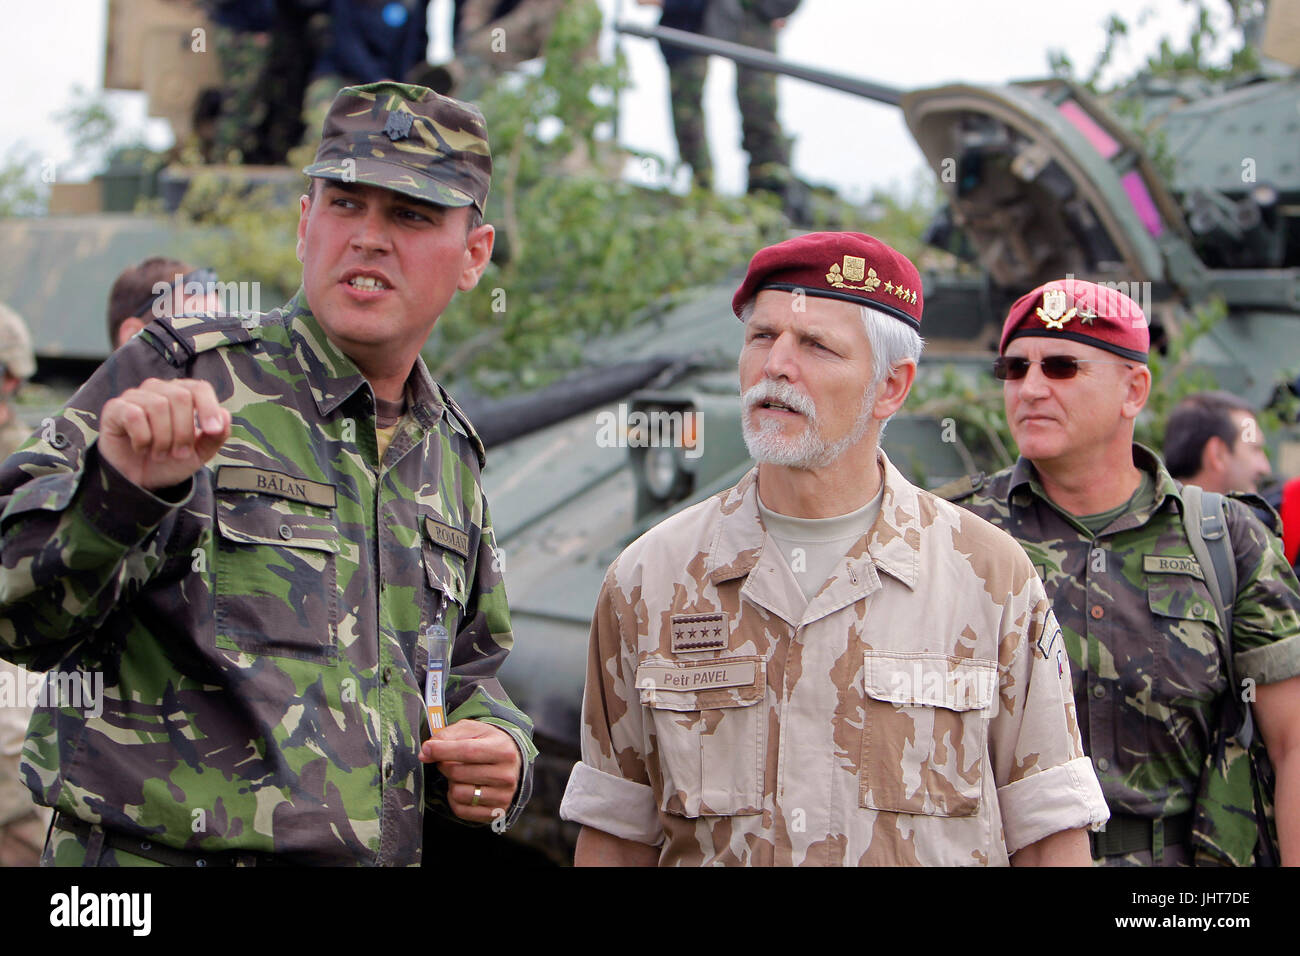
[826,257,881,292]
[1036,289,1077,330]
[384,110,415,141]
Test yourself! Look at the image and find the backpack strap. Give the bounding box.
[1182,485,1253,747]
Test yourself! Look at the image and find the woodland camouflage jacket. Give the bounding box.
[949,446,1300,862]
[0,291,535,865]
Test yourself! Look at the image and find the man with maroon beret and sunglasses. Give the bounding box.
[945,277,1300,867]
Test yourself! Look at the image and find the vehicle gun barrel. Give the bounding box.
[613,21,904,106]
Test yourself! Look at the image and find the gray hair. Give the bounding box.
[860,305,924,386]
[737,297,924,388]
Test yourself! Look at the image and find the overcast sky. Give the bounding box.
[0,0,1222,199]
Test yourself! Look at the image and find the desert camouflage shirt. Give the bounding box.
[561,453,1108,865]
[949,446,1300,823]
[0,291,535,865]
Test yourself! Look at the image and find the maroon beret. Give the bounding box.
[731,232,923,331]
[1000,278,1149,362]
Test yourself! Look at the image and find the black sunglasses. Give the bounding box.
[993,355,1134,380]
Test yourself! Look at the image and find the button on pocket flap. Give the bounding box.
[1146,575,1220,627]
[636,658,763,712]
[863,652,996,714]
[215,493,339,553]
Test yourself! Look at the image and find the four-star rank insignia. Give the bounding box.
[1036,288,1077,330]
[670,612,729,653]
[384,110,415,141]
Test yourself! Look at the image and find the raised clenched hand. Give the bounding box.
[98,378,231,490]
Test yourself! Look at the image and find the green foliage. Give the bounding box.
[1086,14,1131,90]
[0,147,48,217]
[859,171,946,266]
[425,1,786,394]
[171,173,303,306]
[59,94,119,162]
[1049,1,1261,93]
[0,84,154,217]
[57,86,153,178]
[1138,1,1261,81]
[908,365,1016,474]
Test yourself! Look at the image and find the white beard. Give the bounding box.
[741,378,876,470]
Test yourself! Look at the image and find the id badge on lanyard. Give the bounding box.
[424,594,451,732]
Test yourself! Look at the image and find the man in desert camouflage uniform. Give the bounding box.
[560,233,1108,866]
[0,303,53,866]
[0,82,535,866]
[944,278,1300,866]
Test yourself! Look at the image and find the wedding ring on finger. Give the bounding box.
[472,786,482,807]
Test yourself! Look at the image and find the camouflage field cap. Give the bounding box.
[304,81,492,213]
[0,301,35,379]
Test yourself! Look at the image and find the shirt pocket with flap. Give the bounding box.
[1145,572,1224,706]
[419,513,471,640]
[636,656,765,818]
[213,490,340,663]
[859,651,996,818]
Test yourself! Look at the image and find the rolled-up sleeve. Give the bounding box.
[561,762,660,844]
[1228,502,1300,685]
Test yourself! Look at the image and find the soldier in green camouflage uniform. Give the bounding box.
[729,3,791,196]
[207,2,328,165]
[210,20,272,164]
[943,278,1300,866]
[641,0,792,194]
[0,83,536,866]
